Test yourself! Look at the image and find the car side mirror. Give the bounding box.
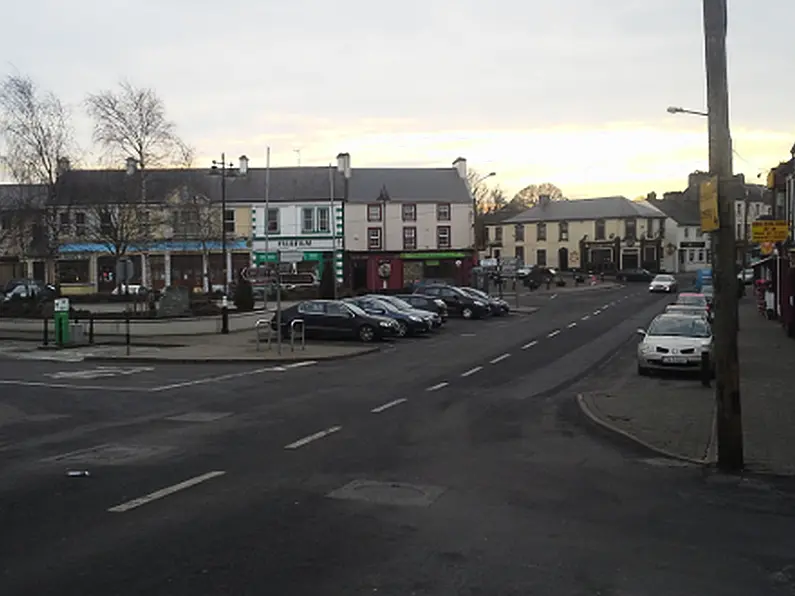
[636,328,646,336]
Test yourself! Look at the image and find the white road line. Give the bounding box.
[283,361,318,369]
[581,315,591,321]
[567,322,577,328]
[151,366,283,392]
[427,382,449,392]
[547,330,561,338]
[284,426,342,449]
[461,366,483,377]
[371,398,407,413]
[0,379,143,392]
[521,340,538,350]
[108,471,226,513]
[490,353,511,364]
[593,309,602,315]
[549,294,558,300]
[460,333,477,337]
[602,304,610,309]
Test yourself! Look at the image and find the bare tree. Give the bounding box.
[87,201,152,272]
[0,74,77,280]
[512,182,565,208]
[168,187,223,292]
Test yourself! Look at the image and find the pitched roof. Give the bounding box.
[647,197,701,226]
[0,184,48,209]
[346,168,470,203]
[503,196,665,223]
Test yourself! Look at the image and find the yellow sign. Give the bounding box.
[760,242,774,256]
[699,177,719,232]
[751,220,789,243]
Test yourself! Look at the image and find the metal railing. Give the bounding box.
[289,319,305,352]
[255,319,273,351]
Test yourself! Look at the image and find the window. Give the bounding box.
[625,219,636,239]
[646,218,653,235]
[660,219,665,238]
[100,211,113,236]
[317,207,330,233]
[736,202,742,216]
[495,227,503,243]
[684,227,690,238]
[514,246,524,263]
[174,209,198,236]
[515,224,524,241]
[484,227,490,243]
[367,227,382,250]
[302,208,315,233]
[698,250,704,262]
[595,219,606,240]
[559,222,569,241]
[537,223,546,241]
[0,212,12,230]
[75,212,86,236]
[688,249,695,262]
[402,204,416,221]
[403,226,417,250]
[58,259,90,283]
[325,302,349,316]
[436,203,451,221]
[736,223,743,239]
[437,225,451,249]
[266,208,279,233]
[536,249,547,266]
[367,204,382,222]
[224,209,235,235]
[59,211,70,234]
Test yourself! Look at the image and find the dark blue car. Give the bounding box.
[345,297,432,337]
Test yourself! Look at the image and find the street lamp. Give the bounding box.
[378,185,391,250]
[209,153,238,334]
[667,106,709,117]
[474,172,497,186]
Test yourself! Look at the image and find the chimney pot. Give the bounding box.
[452,157,467,179]
[239,155,249,175]
[125,157,138,176]
[56,157,71,176]
[337,152,351,179]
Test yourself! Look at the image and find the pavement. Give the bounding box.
[578,298,795,476]
[3,284,795,595]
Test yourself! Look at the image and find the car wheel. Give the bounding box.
[461,307,474,319]
[358,325,375,342]
[395,321,408,337]
[637,364,649,376]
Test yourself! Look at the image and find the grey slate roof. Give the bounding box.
[647,197,701,226]
[0,184,48,208]
[503,196,665,224]
[345,168,471,203]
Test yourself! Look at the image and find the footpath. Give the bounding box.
[578,299,795,476]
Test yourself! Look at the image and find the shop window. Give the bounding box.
[59,259,90,283]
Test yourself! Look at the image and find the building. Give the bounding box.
[486,195,666,272]
[646,196,711,272]
[343,155,475,291]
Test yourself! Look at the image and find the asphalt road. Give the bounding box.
[2,282,795,595]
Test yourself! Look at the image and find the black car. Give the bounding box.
[366,295,443,329]
[417,284,491,319]
[395,294,449,322]
[616,268,654,282]
[271,299,399,342]
[346,297,432,337]
[459,287,509,316]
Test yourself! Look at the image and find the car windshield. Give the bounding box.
[344,302,368,317]
[647,316,710,338]
[654,275,674,282]
[677,294,707,307]
[378,296,414,310]
[463,287,489,300]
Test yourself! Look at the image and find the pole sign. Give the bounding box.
[699,177,719,233]
[751,220,789,243]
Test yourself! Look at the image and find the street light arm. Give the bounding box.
[667,106,708,117]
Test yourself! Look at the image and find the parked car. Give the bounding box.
[416,284,491,319]
[664,304,710,321]
[648,274,677,293]
[636,313,714,376]
[408,279,451,293]
[395,294,449,322]
[271,299,399,342]
[345,297,432,337]
[616,268,654,282]
[1,279,57,305]
[362,295,442,330]
[459,287,510,316]
[738,268,754,285]
[676,292,711,321]
[700,284,714,305]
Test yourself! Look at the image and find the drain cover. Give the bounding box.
[46,443,172,465]
[165,412,232,423]
[327,480,445,507]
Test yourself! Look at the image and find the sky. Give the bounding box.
[1,0,793,199]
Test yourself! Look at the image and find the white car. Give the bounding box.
[649,274,677,293]
[637,313,713,376]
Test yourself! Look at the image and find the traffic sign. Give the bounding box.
[278,250,303,264]
[751,220,789,243]
[699,177,719,232]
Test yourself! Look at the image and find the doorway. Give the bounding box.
[558,247,569,271]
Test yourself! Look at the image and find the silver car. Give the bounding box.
[664,304,709,320]
[637,313,713,376]
[649,274,677,293]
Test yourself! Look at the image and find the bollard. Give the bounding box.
[221,296,229,335]
[125,311,131,356]
[89,315,95,344]
[700,350,711,387]
[42,314,49,346]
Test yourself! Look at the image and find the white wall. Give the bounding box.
[733,199,771,241]
[344,202,473,251]
[252,202,340,239]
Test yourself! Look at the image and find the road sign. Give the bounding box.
[480,258,498,268]
[116,257,135,283]
[751,220,789,243]
[278,250,303,264]
[699,177,719,232]
[53,298,69,312]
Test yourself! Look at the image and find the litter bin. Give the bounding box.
[53,297,70,347]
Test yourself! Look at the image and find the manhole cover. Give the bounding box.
[46,443,172,465]
[165,412,232,423]
[327,480,445,507]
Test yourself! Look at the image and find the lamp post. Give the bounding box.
[209,153,237,334]
[666,105,709,117]
[378,185,390,251]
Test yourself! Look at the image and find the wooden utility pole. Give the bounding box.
[703,0,744,471]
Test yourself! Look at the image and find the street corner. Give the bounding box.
[574,347,716,466]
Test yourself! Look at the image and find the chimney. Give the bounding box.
[336,152,351,179]
[125,157,138,176]
[453,157,467,179]
[56,157,70,176]
[538,194,551,208]
[239,155,249,175]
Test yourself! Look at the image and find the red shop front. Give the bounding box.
[349,251,475,292]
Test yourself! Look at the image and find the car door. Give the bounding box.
[295,301,327,337]
[323,302,357,337]
[439,287,462,314]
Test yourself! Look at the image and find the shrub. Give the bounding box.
[234,278,255,311]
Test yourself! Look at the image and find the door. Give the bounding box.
[323,302,357,338]
[296,301,327,337]
[439,287,462,314]
[558,247,569,271]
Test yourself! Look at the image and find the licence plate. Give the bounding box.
[663,356,687,364]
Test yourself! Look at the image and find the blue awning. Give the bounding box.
[59,239,248,254]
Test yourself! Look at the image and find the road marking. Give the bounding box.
[284,426,342,449]
[461,366,483,377]
[371,398,407,413]
[46,366,154,380]
[602,304,610,309]
[0,379,142,392]
[547,330,560,338]
[567,322,577,328]
[521,340,538,350]
[490,353,511,364]
[581,315,590,321]
[549,294,558,300]
[427,382,449,392]
[150,366,284,392]
[593,309,602,315]
[108,471,226,513]
[283,361,318,369]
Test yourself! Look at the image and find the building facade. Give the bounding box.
[486,196,666,272]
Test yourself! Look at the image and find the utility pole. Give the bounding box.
[703,0,743,471]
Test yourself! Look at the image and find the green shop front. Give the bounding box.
[252,238,344,284]
[350,250,475,292]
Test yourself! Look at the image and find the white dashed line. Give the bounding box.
[461,366,483,377]
[581,315,590,321]
[283,361,318,369]
[549,294,558,300]
[522,340,538,350]
[284,426,342,449]
[567,322,577,328]
[547,330,561,338]
[427,382,449,392]
[602,304,610,309]
[490,353,511,364]
[371,398,407,413]
[108,471,226,513]
[593,310,602,315]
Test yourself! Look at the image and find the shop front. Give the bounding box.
[349,250,475,292]
[252,236,344,284]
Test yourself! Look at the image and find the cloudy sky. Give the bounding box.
[1,0,792,199]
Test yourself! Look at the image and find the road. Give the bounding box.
[2,282,795,595]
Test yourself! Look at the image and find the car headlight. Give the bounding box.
[474,300,485,307]
[379,321,391,327]
[639,343,655,354]
[409,315,422,322]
